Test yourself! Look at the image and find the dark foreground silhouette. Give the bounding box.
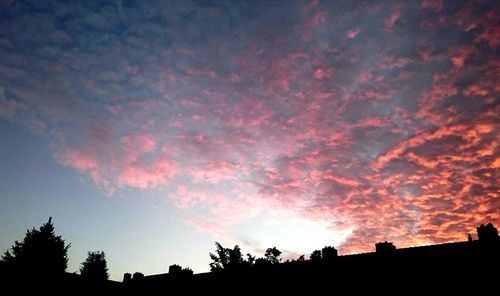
[1,221,499,294]
[0,217,121,294]
[125,224,500,294]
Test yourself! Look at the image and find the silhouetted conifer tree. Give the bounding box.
[80,251,109,281]
[1,217,70,277]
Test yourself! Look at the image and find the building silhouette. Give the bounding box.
[375,241,396,254]
[477,223,499,241]
[122,223,499,294]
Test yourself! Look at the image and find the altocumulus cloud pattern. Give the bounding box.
[0,0,498,255]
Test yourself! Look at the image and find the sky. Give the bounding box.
[0,0,499,281]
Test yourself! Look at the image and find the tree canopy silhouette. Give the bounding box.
[322,246,338,260]
[80,251,109,281]
[1,217,70,277]
[209,242,254,272]
[310,249,322,261]
[264,247,281,264]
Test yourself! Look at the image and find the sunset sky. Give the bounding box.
[0,0,499,281]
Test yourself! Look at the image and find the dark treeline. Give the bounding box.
[1,218,499,294]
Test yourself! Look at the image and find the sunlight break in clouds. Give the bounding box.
[0,0,499,259]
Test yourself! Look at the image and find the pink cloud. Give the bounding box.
[186,67,218,79]
[384,8,401,31]
[416,47,438,62]
[357,70,372,82]
[121,134,156,161]
[313,68,333,80]
[299,8,326,41]
[173,185,263,236]
[172,185,212,209]
[57,147,110,191]
[421,0,443,12]
[416,71,459,125]
[117,156,178,189]
[450,46,473,69]
[353,117,389,129]
[229,73,241,82]
[372,124,468,170]
[346,29,359,39]
[463,84,490,97]
[56,132,179,192]
[59,148,98,172]
[381,55,413,68]
[453,5,478,32]
[475,25,500,48]
[189,160,240,184]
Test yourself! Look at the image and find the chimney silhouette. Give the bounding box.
[123,273,132,283]
[375,241,396,254]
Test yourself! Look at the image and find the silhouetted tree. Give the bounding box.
[297,255,305,261]
[209,242,228,272]
[1,217,70,277]
[169,264,182,274]
[310,249,322,261]
[80,251,109,281]
[322,246,338,260]
[246,253,256,265]
[209,242,253,272]
[228,245,244,268]
[265,247,281,264]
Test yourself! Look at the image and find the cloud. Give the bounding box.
[121,134,157,162]
[473,10,500,48]
[117,156,178,189]
[421,0,443,12]
[0,86,16,119]
[346,29,360,39]
[313,68,334,80]
[59,148,99,172]
[1,0,499,256]
[384,8,401,31]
